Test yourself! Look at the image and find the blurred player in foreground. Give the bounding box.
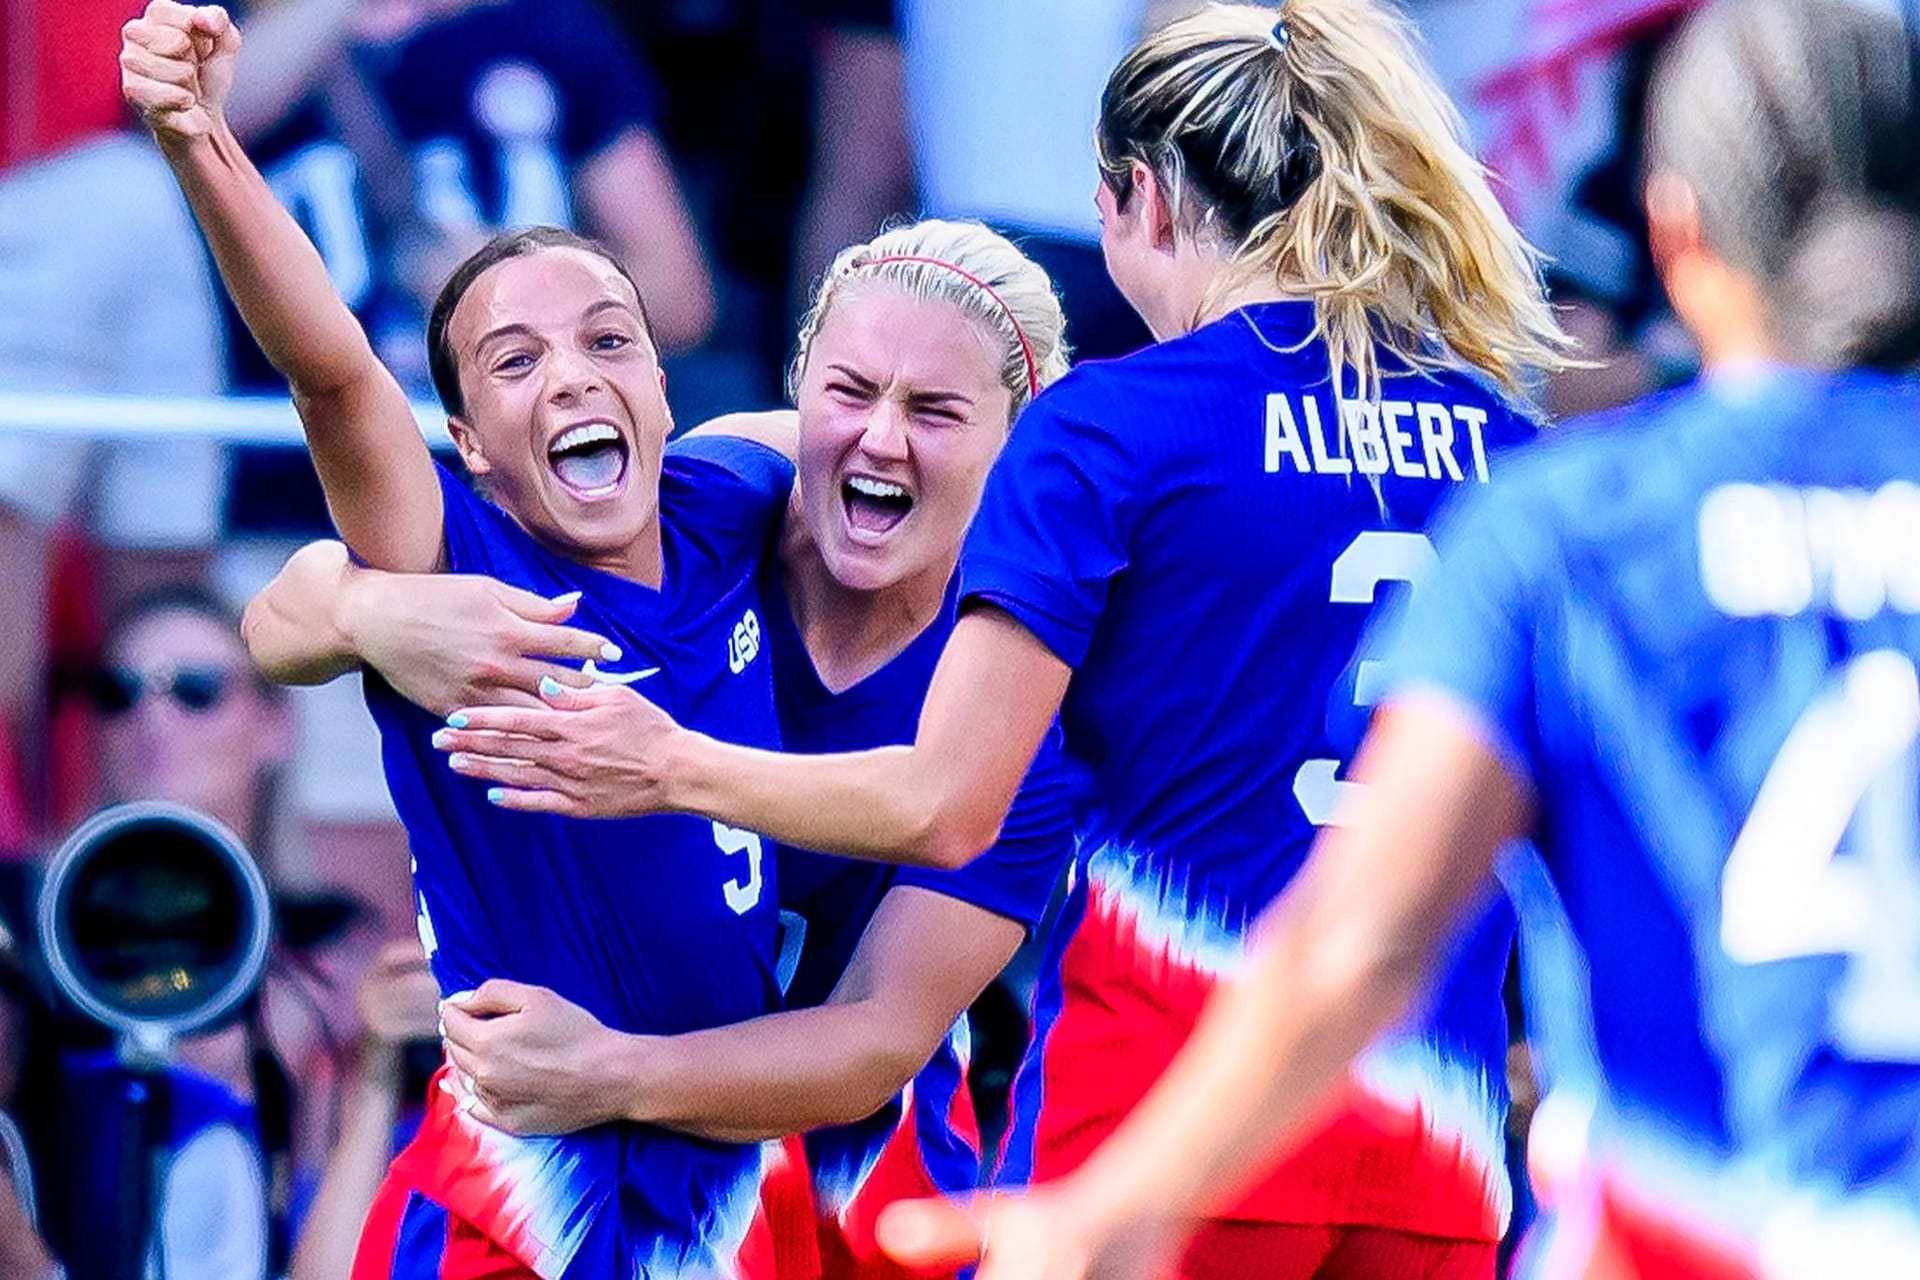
[247,219,1080,1280]
[865,0,1920,1277]
[430,1,1574,1275]
[121,4,794,1276]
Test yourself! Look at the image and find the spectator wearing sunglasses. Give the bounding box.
[90,585,294,847]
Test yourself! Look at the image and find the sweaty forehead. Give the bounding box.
[449,247,643,351]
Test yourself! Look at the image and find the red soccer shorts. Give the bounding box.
[1175,1221,1496,1280]
[351,1172,538,1280]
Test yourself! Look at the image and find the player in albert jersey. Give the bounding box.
[244,220,1081,1280]
[121,6,789,1277]
[873,1,1920,1278]
[430,3,1575,1276]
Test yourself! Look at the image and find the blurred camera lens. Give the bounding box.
[39,802,270,1049]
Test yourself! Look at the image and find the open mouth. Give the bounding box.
[547,422,630,500]
[842,473,914,538]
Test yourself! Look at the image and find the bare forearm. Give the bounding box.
[157,125,437,567]
[158,125,380,401]
[288,1059,403,1280]
[615,1003,926,1142]
[670,736,990,869]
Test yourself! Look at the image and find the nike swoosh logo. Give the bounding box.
[581,660,661,686]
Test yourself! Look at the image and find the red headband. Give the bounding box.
[859,254,1041,401]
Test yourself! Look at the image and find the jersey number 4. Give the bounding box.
[1721,649,1920,1060]
[1296,531,1440,826]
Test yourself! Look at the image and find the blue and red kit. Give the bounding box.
[357,441,792,1280]
[966,303,1533,1257]
[1387,369,1920,1275]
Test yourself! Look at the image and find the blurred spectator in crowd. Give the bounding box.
[0,585,413,1279]
[789,0,916,308]
[22,588,290,1280]
[286,938,439,1280]
[221,0,715,393]
[0,126,231,847]
[593,0,913,414]
[88,587,293,847]
[0,0,233,846]
[899,0,1153,361]
[0,1172,56,1280]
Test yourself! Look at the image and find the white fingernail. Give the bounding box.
[552,590,583,606]
[600,642,623,662]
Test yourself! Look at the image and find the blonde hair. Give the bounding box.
[790,219,1072,420]
[1099,0,1575,401]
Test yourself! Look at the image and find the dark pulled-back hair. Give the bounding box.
[425,226,655,418]
[1648,0,1920,369]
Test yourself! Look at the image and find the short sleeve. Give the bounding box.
[1377,479,1553,787]
[664,435,796,561]
[667,434,797,506]
[960,394,1138,669]
[895,722,1074,933]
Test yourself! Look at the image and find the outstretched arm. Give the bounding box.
[437,607,1069,869]
[242,540,616,717]
[878,694,1532,1280]
[441,886,1025,1142]
[122,1,440,571]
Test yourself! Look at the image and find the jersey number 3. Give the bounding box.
[1721,649,1920,1060]
[1296,531,1440,826]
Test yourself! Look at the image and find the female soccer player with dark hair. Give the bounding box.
[431,2,1574,1276]
[869,0,1920,1276]
[121,5,794,1277]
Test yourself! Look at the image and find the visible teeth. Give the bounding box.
[846,476,909,500]
[551,423,619,454]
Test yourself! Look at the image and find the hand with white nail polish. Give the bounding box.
[434,680,692,818]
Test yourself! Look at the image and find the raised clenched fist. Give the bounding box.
[120,1,242,143]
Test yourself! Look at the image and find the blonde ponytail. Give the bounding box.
[1100,0,1576,402]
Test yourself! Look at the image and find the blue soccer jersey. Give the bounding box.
[967,301,1529,1239]
[365,445,789,1279]
[1386,367,1920,1260]
[672,434,1076,1267]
